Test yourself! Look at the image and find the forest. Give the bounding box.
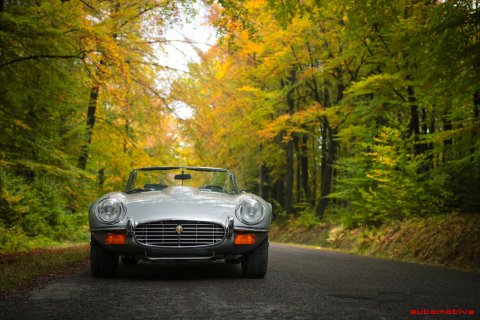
[0,0,479,251]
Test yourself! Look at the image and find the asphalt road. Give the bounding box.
[0,243,479,320]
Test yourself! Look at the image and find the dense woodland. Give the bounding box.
[175,0,480,224]
[0,0,479,249]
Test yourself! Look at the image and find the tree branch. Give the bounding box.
[77,0,99,13]
[392,88,407,102]
[127,59,189,74]
[0,53,85,68]
[142,38,216,47]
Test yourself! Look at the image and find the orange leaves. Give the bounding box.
[258,114,291,140]
[258,103,324,142]
[291,102,324,125]
[14,120,30,130]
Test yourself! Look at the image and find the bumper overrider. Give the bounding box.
[90,216,268,262]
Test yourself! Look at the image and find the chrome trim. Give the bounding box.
[225,217,234,235]
[94,197,127,225]
[234,227,269,233]
[126,217,136,237]
[145,251,215,261]
[90,227,126,232]
[134,220,226,248]
[235,199,265,225]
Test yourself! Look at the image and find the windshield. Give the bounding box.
[126,167,238,195]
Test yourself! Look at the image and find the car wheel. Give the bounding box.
[90,237,118,278]
[121,256,139,265]
[241,239,268,278]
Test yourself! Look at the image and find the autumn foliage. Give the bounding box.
[0,0,479,251]
[173,0,480,226]
[0,0,191,250]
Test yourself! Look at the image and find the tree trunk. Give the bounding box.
[284,137,294,214]
[78,83,99,170]
[407,85,429,157]
[272,179,282,211]
[316,82,331,217]
[300,134,310,203]
[442,114,453,162]
[258,162,264,198]
[408,85,420,153]
[316,80,342,217]
[422,107,433,165]
[310,135,318,206]
[281,69,297,215]
[430,117,436,165]
[316,127,337,218]
[472,90,480,154]
[294,135,301,203]
[320,120,328,189]
[123,118,130,153]
[98,168,105,190]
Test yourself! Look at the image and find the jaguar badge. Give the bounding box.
[175,225,183,235]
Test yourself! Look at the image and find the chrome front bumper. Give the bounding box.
[90,216,268,261]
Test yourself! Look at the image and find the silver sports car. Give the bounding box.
[89,166,272,278]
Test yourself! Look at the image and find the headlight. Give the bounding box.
[236,199,264,225]
[95,198,126,224]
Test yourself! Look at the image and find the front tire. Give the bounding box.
[90,237,118,278]
[242,239,269,278]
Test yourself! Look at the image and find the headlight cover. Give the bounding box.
[95,198,126,224]
[236,199,264,225]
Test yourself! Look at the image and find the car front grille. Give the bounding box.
[134,220,225,247]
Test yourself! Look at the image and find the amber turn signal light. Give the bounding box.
[105,233,127,245]
[234,233,256,245]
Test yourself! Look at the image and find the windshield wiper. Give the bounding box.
[126,188,154,194]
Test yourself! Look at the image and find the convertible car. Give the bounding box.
[89,166,271,278]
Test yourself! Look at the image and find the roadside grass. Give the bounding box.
[270,213,480,273]
[0,244,89,297]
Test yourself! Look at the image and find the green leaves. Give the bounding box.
[345,74,403,98]
[1,0,479,246]
[175,0,480,226]
[0,0,195,248]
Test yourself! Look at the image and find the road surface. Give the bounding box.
[0,243,479,319]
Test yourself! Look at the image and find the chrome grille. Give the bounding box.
[134,220,225,247]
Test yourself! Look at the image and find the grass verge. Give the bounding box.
[0,244,89,298]
[270,213,480,273]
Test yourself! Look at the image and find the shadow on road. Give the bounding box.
[115,261,244,281]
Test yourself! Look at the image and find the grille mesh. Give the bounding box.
[134,220,225,247]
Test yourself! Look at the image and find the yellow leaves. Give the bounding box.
[2,190,24,207]
[361,127,404,185]
[237,86,260,92]
[345,73,402,98]
[216,59,232,80]
[322,105,344,128]
[245,0,267,11]
[364,151,397,168]
[258,103,324,141]
[291,102,323,124]
[298,67,316,80]
[258,114,291,140]
[366,167,392,184]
